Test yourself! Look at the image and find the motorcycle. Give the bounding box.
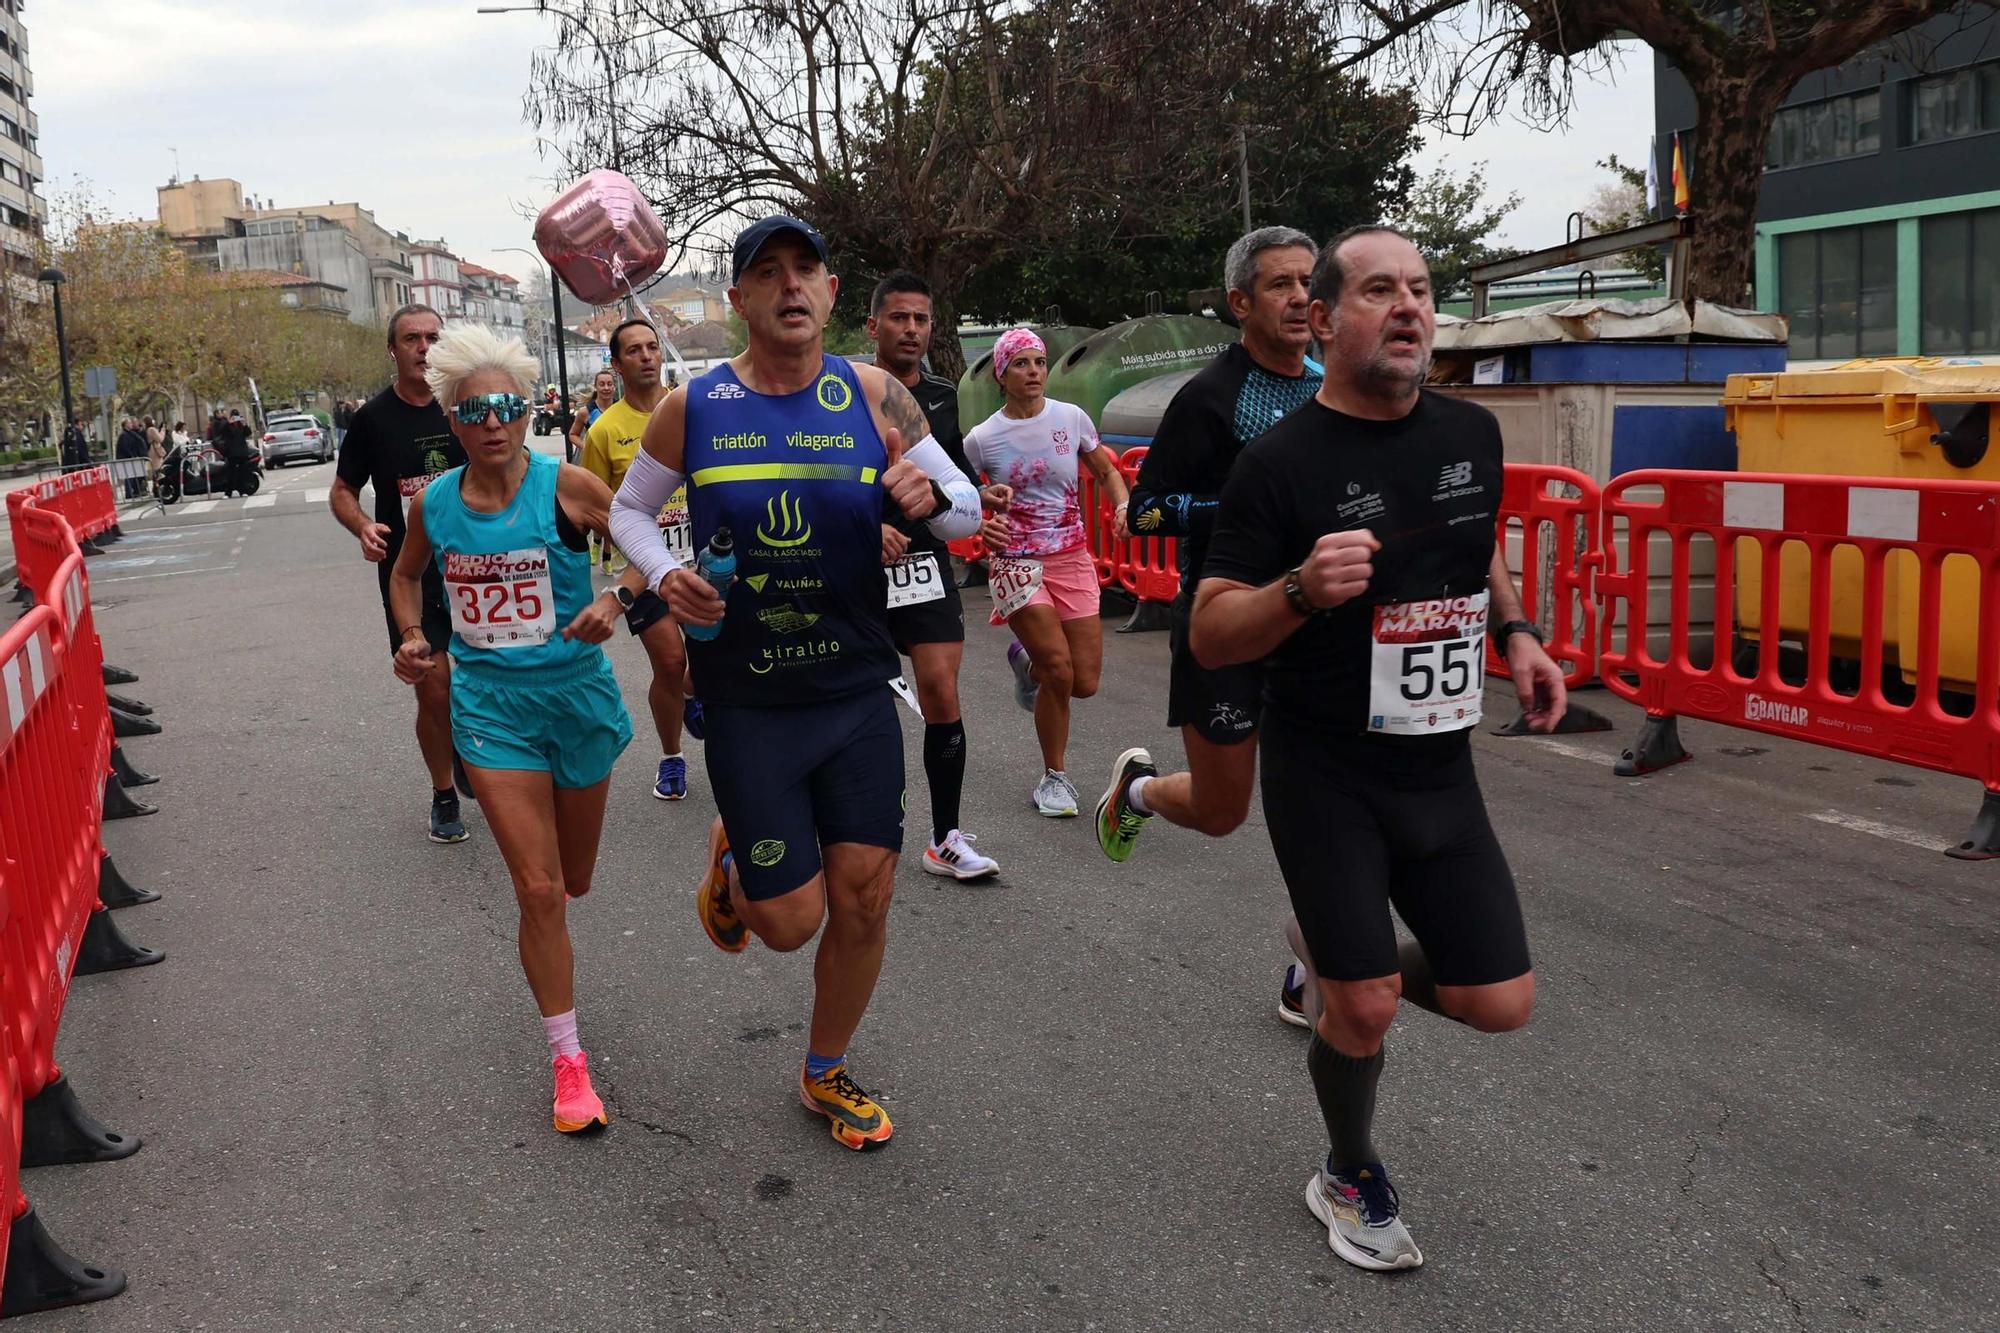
[153,439,261,504]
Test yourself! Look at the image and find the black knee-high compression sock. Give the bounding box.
[1308,1031,1384,1172]
[924,720,967,845]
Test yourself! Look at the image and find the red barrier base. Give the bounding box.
[0,1205,126,1316]
[73,910,165,974]
[101,773,158,821]
[20,1074,141,1167]
[101,662,139,686]
[1491,701,1615,737]
[1116,598,1173,635]
[1947,791,2000,862]
[110,745,158,788]
[1615,715,1692,778]
[109,706,161,739]
[103,691,151,717]
[98,853,161,910]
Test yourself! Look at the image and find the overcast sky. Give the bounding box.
[28,1,1655,287]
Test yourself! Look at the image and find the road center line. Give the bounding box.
[97,563,238,583]
[1804,810,1948,852]
[1517,737,1618,767]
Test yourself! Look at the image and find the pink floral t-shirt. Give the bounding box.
[963,399,1100,558]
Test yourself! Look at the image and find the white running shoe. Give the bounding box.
[1034,770,1079,818]
[1306,1162,1424,1272]
[922,830,1000,880]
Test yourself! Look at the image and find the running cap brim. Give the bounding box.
[731,216,830,284]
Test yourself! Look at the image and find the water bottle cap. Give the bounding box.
[710,525,733,554]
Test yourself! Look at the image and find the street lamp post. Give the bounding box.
[493,246,574,427]
[38,266,77,454]
[476,4,624,169]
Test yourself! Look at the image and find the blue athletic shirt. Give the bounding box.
[681,355,897,706]
[422,451,598,674]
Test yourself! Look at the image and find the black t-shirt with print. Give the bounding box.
[1204,390,1502,748]
[887,367,971,558]
[335,385,463,602]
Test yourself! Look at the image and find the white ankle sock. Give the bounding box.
[1127,775,1154,815]
[542,1009,581,1059]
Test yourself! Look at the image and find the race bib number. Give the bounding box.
[988,557,1044,618]
[658,485,692,560]
[1367,593,1488,735]
[398,475,427,521]
[886,553,946,609]
[444,548,558,649]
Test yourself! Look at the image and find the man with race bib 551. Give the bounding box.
[1192,225,1565,1273]
[331,303,471,844]
[609,216,981,1150]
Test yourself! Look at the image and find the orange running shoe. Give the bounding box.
[698,817,748,953]
[552,1051,608,1134]
[799,1061,893,1150]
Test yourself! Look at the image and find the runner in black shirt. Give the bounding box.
[1095,228,1316,893]
[867,272,999,881]
[1193,226,1565,1274]
[329,303,471,844]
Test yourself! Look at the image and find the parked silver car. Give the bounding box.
[261,414,333,466]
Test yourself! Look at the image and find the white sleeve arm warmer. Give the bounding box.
[609,447,688,593]
[905,434,982,541]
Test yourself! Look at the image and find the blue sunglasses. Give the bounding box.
[452,392,531,426]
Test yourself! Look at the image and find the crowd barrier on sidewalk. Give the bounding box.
[1596,468,2000,858]
[1487,465,1603,691]
[0,469,164,1315]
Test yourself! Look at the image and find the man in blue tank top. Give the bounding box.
[609,216,981,1151]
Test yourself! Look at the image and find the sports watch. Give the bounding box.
[1492,618,1543,646]
[613,585,638,611]
[1282,566,1320,617]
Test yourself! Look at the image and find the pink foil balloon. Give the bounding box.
[533,169,668,306]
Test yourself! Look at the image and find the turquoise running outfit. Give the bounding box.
[682,356,905,899]
[423,451,632,788]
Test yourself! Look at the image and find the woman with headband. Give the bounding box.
[964,327,1133,818]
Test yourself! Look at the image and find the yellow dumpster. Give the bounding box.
[1723,359,1999,694]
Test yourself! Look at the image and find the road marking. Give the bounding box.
[180,501,218,515]
[243,494,276,509]
[97,563,236,584]
[1519,737,1618,767]
[305,487,329,504]
[1805,810,1947,852]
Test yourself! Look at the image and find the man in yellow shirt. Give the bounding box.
[585,319,699,800]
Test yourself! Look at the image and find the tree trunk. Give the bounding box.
[1683,71,1788,306]
[929,294,967,383]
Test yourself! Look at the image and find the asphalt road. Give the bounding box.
[21,447,1998,1331]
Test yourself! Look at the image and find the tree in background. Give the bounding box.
[524,0,1502,374]
[1581,154,1666,286]
[1320,0,1990,303]
[1388,161,1520,301]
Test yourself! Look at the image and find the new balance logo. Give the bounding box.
[1438,461,1473,490]
[707,382,746,400]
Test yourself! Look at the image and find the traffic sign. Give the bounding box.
[82,365,118,398]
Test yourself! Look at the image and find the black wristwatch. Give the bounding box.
[613,585,638,611]
[1492,618,1543,646]
[923,479,953,522]
[1282,566,1320,617]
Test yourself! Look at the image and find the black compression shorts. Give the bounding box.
[1167,598,1261,744]
[1260,726,1531,986]
[887,551,966,652]
[382,590,451,658]
[703,689,906,901]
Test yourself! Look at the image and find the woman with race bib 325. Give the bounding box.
[388,323,643,1137]
[965,328,1132,818]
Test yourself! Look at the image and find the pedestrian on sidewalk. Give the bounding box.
[61,416,90,472]
[116,417,148,498]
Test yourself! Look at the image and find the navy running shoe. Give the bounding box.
[429,791,468,844]
[683,695,706,741]
[654,755,688,801]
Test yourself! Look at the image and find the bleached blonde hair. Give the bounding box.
[423,323,540,408]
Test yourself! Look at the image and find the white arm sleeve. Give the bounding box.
[609,447,688,593]
[905,434,982,541]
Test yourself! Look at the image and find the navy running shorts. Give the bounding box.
[703,687,906,901]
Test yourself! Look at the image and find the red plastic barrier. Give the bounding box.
[1109,447,1180,605]
[1488,465,1602,690]
[1597,469,2000,793]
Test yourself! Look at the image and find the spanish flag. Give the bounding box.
[1672,132,1690,214]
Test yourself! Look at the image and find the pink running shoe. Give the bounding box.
[552,1051,609,1134]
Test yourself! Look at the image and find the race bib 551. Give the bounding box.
[1367,592,1487,735]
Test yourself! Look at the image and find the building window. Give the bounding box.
[1766,90,1881,170]
[1920,207,2000,355]
[1910,61,2000,144]
[1777,222,1897,359]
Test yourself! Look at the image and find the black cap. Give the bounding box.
[731,215,829,283]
